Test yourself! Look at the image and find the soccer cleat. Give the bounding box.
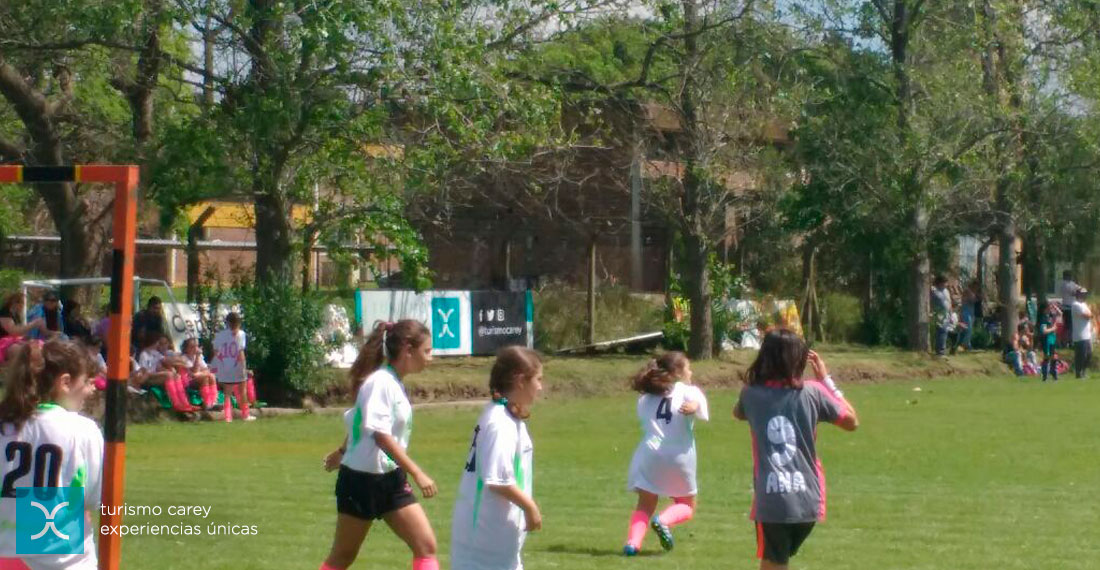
[622,544,639,556]
[650,515,674,551]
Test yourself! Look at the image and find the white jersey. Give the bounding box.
[627,382,709,497]
[342,367,412,474]
[136,349,164,374]
[1072,301,1093,342]
[0,405,104,570]
[451,403,534,570]
[181,353,207,371]
[211,329,247,383]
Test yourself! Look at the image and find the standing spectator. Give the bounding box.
[931,275,952,357]
[132,296,167,351]
[1071,287,1093,379]
[959,284,977,351]
[1060,271,1079,347]
[1039,302,1061,381]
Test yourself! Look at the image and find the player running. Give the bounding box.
[622,351,709,555]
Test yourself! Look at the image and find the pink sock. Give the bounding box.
[658,501,695,527]
[236,385,250,418]
[202,384,216,408]
[223,388,233,422]
[247,376,257,403]
[411,557,439,570]
[626,510,649,548]
[318,563,342,570]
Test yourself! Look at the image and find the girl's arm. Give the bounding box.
[0,316,45,337]
[373,432,437,498]
[323,436,349,472]
[488,484,542,531]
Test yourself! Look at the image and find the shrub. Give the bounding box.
[821,292,863,344]
[534,282,663,352]
[232,279,332,404]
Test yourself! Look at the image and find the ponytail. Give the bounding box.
[348,319,430,393]
[631,352,688,395]
[0,340,91,433]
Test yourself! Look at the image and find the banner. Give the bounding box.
[356,290,533,356]
[162,302,205,351]
[471,291,531,354]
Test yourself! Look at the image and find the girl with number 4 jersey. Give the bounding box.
[0,340,103,570]
[451,347,543,570]
[623,352,709,555]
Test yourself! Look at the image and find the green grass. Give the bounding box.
[117,374,1100,569]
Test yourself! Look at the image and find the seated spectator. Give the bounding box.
[1019,323,1039,375]
[63,300,92,341]
[133,332,197,413]
[27,290,66,340]
[79,335,109,391]
[0,292,48,364]
[131,296,166,353]
[180,338,219,410]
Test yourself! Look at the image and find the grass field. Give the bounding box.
[118,375,1100,569]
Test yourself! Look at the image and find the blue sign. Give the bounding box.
[16,487,84,555]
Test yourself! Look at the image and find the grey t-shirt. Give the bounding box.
[931,287,952,327]
[736,381,847,523]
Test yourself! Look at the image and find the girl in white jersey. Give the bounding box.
[0,340,102,570]
[451,346,543,570]
[623,352,709,555]
[211,313,252,422]
[318,320,440,570]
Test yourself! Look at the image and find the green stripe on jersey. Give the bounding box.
[350,406,363,448]
[514,452,525,492]
[471,479,485,527]
[71,465,86,488]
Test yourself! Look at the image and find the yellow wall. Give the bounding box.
[186,201,311,229]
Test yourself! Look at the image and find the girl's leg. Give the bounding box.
[383,503,438,569]
[625,490,659,551]
[760,560,788,570]
[658,496,696,528]
[220,383,235,422]
[320,514,371,570]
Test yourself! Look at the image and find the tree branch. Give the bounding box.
[0,136,25,162]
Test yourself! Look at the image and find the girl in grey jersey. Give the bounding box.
[734,329,858,570]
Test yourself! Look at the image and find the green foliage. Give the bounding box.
[664,252,746,353]
[533,283,663,352]
[821,292,863,344]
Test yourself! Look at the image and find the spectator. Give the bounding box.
[132,296,166,350]
[93,304,111,339]
[1039,302,1061,381]
[931,275,952,356]
[28,290,65,339]
[63,300,92,341]
[0,292,47,364]
[959,283,977,351]
[1004,325,1025,377]
[1071,287,1093,379]
[1060,271,1079,347]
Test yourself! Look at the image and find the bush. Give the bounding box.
[821,292,863,343]
[232,280,332,404]
[534,282,663,352]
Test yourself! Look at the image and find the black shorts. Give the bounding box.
[756,521,815,564]
[335,465,417,520]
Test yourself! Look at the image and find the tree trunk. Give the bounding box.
[998,219,1018,350]
[801,242,817,344]
[585,238,597,346]
[254,181,294,284]
[679,0,713,360]
[907,207,931,352]
[186,207,215,303]
[684,232,713,359]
